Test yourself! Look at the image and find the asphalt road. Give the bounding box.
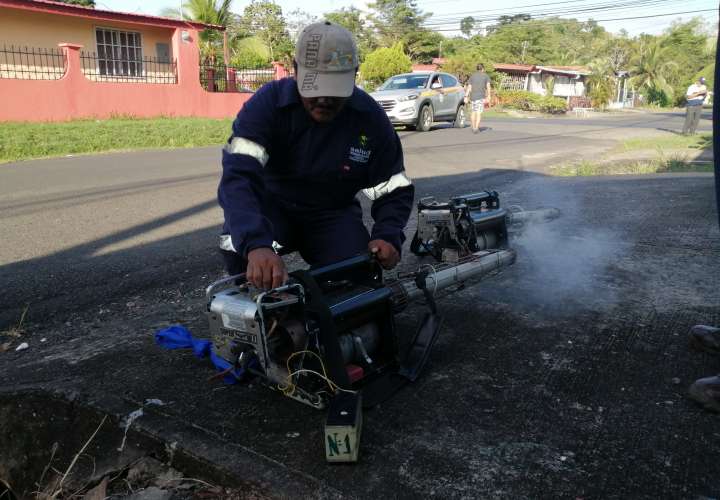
[0,110,710,328]
[1,109,719,499]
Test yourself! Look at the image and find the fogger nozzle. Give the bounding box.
[389,249,516,310]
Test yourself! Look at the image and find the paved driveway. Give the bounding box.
[1,110,718,499]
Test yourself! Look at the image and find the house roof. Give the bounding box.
[0,0,223,31]
[493,63,536,73]
[493,63,590,76]
[412,64,438,72]
[536,65,590,76]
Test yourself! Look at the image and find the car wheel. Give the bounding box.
[454,105,466,128]
[418,105,433,132]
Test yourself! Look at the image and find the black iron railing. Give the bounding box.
[0,45,66,80]
[80,51,177,84]
[199,63,275,92]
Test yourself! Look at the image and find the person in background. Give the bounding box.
[465,63,492,134]
[682,76,708,135]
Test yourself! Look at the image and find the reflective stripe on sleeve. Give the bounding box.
[224,137,269,167]
[362,172,413,201]
[219,234,236,252]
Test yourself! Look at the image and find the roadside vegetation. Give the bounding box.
[553,132,714,176]
[0,117,232,163]
[552,158,713,176]
[617,132,712,152]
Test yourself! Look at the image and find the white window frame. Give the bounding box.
[95,27,143,78]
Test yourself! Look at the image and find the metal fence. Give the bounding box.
[0,45,66,80]
[80,51,177,84]
[499,73,528,91]
[199,63,275,93]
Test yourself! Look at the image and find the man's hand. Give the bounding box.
[247,247,288,290]
[368,239,400,269]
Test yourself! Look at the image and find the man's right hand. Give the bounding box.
[247,247,288,290]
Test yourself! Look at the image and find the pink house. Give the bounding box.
[0,0,286,122]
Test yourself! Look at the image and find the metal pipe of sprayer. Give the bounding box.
[391,249,517,307]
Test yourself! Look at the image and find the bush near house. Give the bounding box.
[359,43,412,91]
[497,90,568,114]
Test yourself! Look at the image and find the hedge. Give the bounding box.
[497,90,568,114]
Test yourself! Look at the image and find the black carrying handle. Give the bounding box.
[291,269,351,389]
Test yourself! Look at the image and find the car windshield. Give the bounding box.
[379,75,429,90]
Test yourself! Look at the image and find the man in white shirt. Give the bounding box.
[682,76,707,135]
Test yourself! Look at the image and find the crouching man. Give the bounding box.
[218,21,414,289]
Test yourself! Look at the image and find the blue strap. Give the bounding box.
[155,325,251,384]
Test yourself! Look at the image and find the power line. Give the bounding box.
[425,8,717,32]
[424,0,688,26]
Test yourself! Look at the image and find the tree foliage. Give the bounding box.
[630,40,678,103]
[56,0,95,6]
[230,36,271,69]
[586,58,615,108]
[325,7,376,58]
[160,0,233,62]
[235,0,293,62]
[359,43,412,90]
[366,0,439,62]
[442,50,494,84]
[460,17,475,38]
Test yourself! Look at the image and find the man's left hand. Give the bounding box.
[369,239,400,269]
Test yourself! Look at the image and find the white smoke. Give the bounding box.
[506,176,621,312]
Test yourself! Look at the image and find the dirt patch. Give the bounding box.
[0,391,273,499]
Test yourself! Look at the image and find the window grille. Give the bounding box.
[96,28,143,77]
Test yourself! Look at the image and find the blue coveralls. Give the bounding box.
[218,78,414,274]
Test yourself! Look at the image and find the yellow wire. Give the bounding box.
[280,349,355,396]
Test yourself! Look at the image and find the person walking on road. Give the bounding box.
[682,76,708,135]
[465,64,492,134]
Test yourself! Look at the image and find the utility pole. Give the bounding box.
[520,40,529,63]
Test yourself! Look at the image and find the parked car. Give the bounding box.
[370,71,466,131]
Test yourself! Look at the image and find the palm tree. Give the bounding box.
[586,57,615,108]
[629,41,678,103]
[160,0,233,63]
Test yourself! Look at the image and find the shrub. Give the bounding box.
[359,43,412,90]
[230,37,271,70]
[497,90,567,114]
[539,96,568,114]
[442,51,495,85]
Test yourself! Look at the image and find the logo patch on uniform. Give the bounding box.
[349,134,371,163]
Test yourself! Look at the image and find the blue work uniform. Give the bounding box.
[218,77,414,272]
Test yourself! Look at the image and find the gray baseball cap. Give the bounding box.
[295,21,359,98]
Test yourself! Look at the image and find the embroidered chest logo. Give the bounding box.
[349,134,371,163]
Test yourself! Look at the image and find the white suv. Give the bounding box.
[370,72,466,132]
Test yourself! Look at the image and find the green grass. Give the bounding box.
[552,158,714,177]
[618,132,712,153]
[481,109,511,118]
[0,117,233,163]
